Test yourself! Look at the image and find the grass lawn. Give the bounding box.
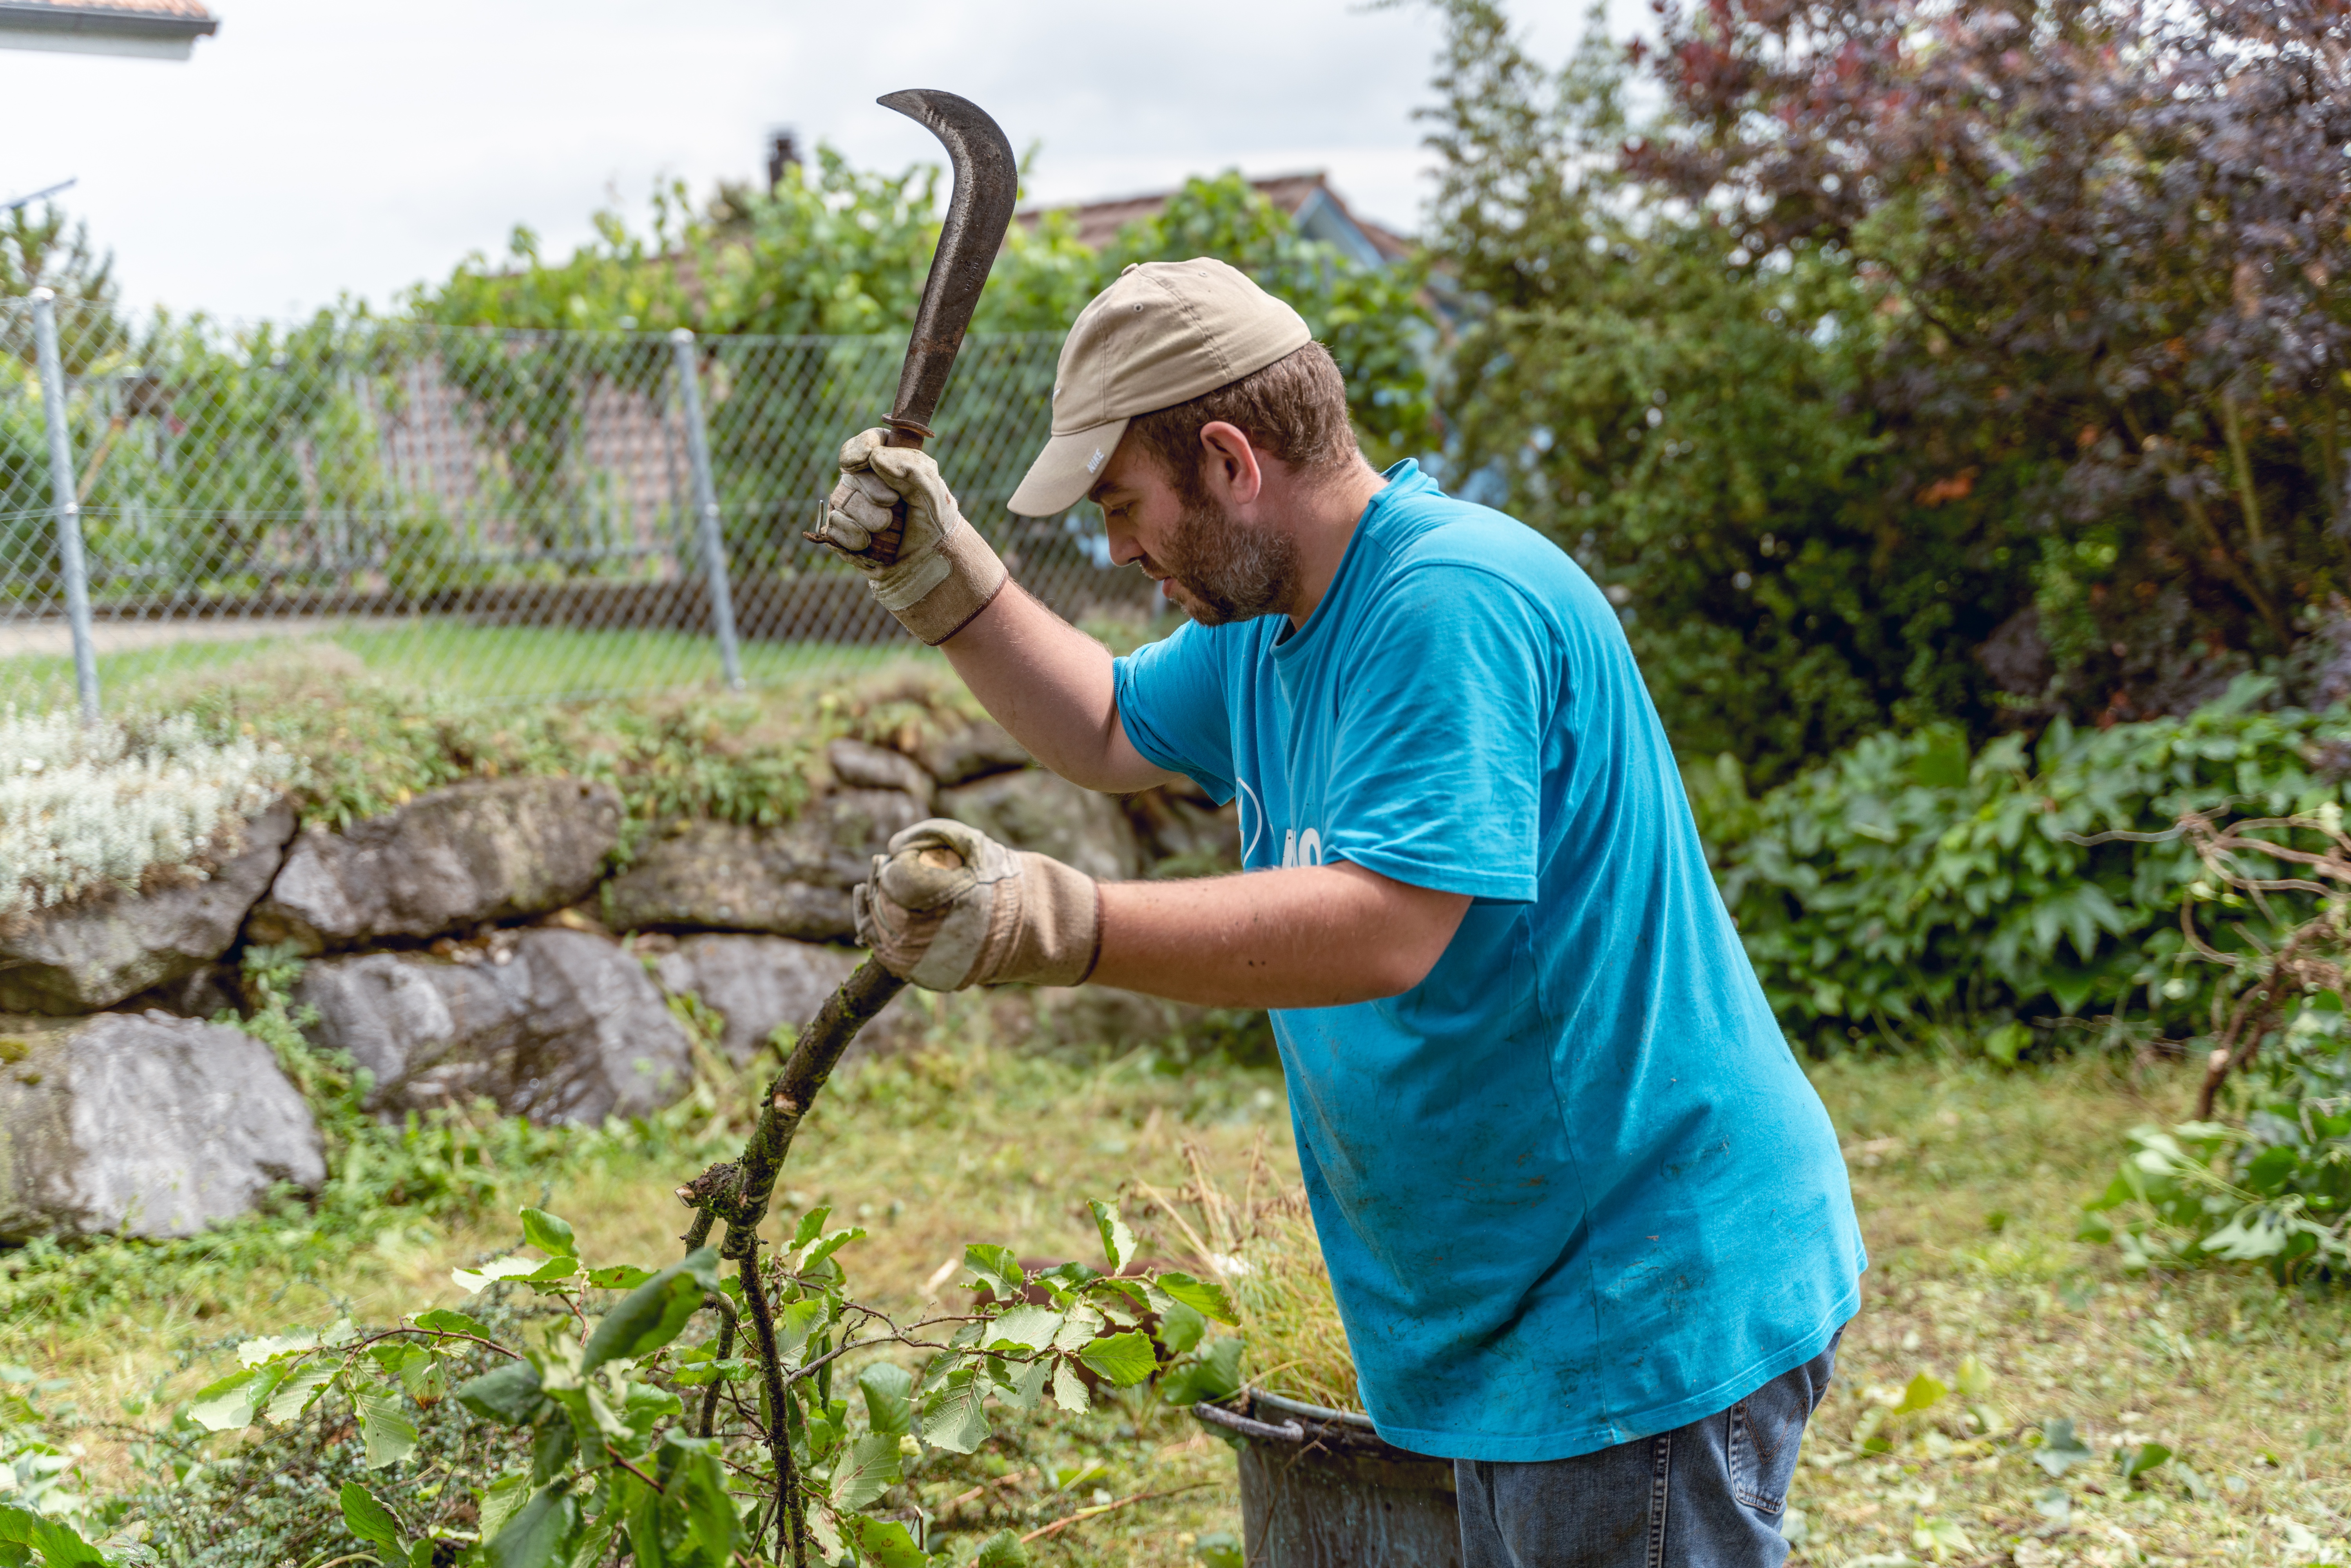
[6,1018,2345,1566]
[0,621,942,708]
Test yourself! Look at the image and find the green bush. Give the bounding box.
[1697,678,2351,1055]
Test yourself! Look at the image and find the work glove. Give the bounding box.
[808,429,1010,646]
[854,818,1102,991]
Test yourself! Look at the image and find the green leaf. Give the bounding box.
[565,1516,616,1568]
[1953,1354,1994,1400]
[998,1356,1052,1412]
[263,1360,339,1424]
[1893,1371,1947,1413]
[489,1482,578,1568]
[1159,1336,1245,1405]
[0,1505,102,1567]
[414,1307,492,1339]
[454,1255,553,1293]
[519,1206,577,1258]
[858,1362,914,1437]
[921,1366,992,1454]
[790,1206,833,1250]
[237,1331,319,1367]
[666,1435,740,1561]
[1051,1359,1089,1414]
[358,1389,420,1468]
[969,1528,1032,1568]
[1078,1329,1157,1388]
[2035,1417,2094,1478]
[798,1225,867,1274]
[2117,1440,2173,1483]
[522,1254,582,1290]
[1152,1271,1238,1325]
[964,1243,1025,1300]
[986,1304,1062,1352]
[830,1431,904,1512]
[1052,1302,1105,1353]
[775,1294,833,1368]
[854,1517,929,1568]
[1152,1300,1206,1356]
[340,1480,408,1553]
[476,1472,533,1542]
[1089,1200,1136,1272]
[585,1264,655,1290]
[457,1360,548,1425]
[580,1247,720,1373]
[188,1364,280,1432]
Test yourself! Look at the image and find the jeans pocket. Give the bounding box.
[1727,1400,1782,1514]
[1728,1368,1816,1514]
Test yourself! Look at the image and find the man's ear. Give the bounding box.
[1197,421,1265,508]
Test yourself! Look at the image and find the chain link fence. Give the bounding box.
[0,295,1147,713]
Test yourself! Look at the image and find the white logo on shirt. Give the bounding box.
[1235,779,1265,863]
[1280,827,1324,868]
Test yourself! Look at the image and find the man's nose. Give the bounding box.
[1105,523,1145,569]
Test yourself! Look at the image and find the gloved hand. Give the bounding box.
[854,818,1101,990]
[808,429,1010,645]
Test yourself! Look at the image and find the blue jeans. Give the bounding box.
[1454,1330,1842,1568]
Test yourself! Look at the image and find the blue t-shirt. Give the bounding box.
[1113,461,1865,1462]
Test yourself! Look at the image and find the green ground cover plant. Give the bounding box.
[1691,678,2351,1056]
[0,710,300,923]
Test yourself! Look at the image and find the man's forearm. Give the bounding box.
[940,581,1174,792]
[1089,862,1473,1009]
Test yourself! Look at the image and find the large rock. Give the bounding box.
[0,1011,325,1241]
[817,788,929,855]
[603,821,860,938]
[913,719,1031,786]
[940,770,1145,882]
[601,790,924,938]
[652,934,886,1067]
[293,928,690,1125]
[828,738,935,806]
[1124,783,1241,873]
[0,800,295,1015]
[247,777,621,954]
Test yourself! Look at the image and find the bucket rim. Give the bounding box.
[1243,1385,1376,1432]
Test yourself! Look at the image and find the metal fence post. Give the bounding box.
[30,287,99,724]
[669,328,744,691]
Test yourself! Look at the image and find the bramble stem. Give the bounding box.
[673,958,906,1565]
[737,1243,807,1567]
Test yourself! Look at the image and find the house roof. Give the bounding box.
[0,0,219,59]
[1022,172,1414,269]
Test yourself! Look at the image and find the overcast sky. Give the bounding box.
[0,0,1594,323]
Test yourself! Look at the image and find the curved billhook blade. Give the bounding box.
[877,89,1018,446]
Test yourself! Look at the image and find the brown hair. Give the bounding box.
[1123,341,1359,510]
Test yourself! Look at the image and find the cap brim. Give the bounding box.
[1007,418,1132,517]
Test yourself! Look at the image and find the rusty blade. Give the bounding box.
[877,89,1018,446]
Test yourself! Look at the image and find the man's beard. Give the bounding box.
[1159,498,1299,626]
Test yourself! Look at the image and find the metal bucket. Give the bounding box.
[1192,1388,1461,1567]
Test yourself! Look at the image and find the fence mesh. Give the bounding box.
[0,297,1148,712]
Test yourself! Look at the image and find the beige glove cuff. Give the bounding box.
[1001,848,1103,987]
[886,521,1009,646]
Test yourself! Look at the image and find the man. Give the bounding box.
[811,257,1864,1566]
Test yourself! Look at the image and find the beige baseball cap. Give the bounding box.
[1006,258,1312,517]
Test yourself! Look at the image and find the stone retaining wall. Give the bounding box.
[0,716,1237,1242]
